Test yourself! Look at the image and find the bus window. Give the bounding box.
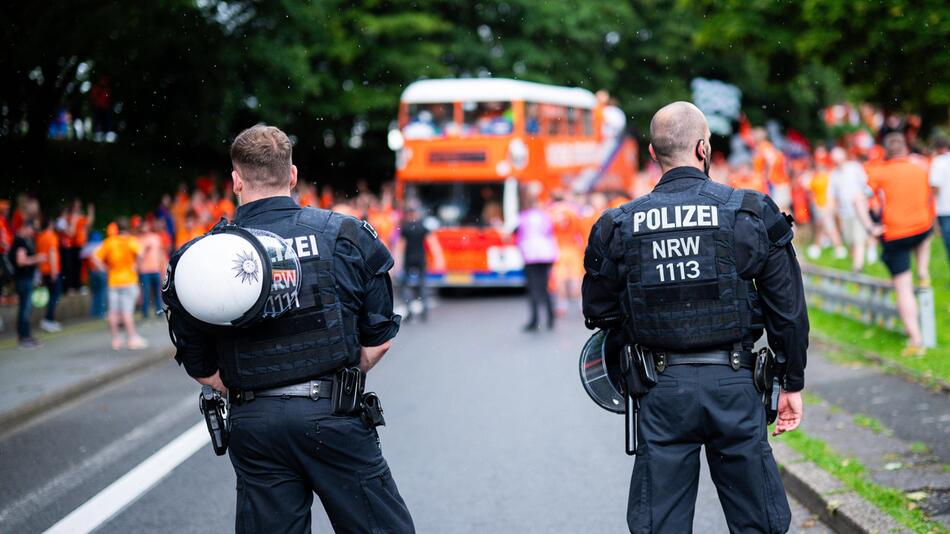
[525,103,541,136]
[566,107,577,136]
[405,182,505,227]
[543,105,565,136]
[463,102,513,136]
[582,109,593,136]
[404,103,456,139]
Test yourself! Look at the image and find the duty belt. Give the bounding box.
[643,348,755,373]
[233,379,333,404]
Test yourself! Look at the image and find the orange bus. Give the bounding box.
[389,78,637,286]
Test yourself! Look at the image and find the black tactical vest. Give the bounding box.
[216,207,360,390]
[617,180,763,351]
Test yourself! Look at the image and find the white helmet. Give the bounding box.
[163,226,301,328]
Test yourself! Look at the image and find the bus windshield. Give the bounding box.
[404,182,505,228]
[404,103,457,138]
[462,102,513,136]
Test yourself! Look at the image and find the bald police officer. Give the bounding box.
[166,125,414,533]
[583,102,807,533]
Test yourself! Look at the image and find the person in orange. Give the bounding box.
[752,128,791,210]
[728,161,769,194]
[175,211,204,249]
[548,193,585,316]
[137,218,167,319]
[36,217,64,332]
[93,217,147,350]
[805,154,843,260]
[859,133,934,355]
[63,199,93,292]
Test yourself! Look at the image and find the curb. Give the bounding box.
[773,442,910,534]
[0,347,174,434]
[813,336,950,395]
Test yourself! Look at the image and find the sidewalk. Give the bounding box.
[777,346,950,532]
[0,317,174,431]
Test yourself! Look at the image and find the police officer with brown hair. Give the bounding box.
[583,102,807,533]
[164,125,414,533]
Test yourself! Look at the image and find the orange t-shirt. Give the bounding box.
[866,158,934,241]
[95,234,142,287]
[730,172,769,194]
[138,232,166,274]
[73,215,89,247]
[175,227,204,250]
[36,229,61,276]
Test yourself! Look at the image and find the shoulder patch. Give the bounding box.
[362,220,378,240]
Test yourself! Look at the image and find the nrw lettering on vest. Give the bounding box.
[632,205,719,233]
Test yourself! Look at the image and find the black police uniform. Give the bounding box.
[168,196,414,534]
[582,167,808,533]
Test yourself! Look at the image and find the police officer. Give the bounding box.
[582,102,807,533]
[165,125,414,533]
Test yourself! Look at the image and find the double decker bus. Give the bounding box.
[389,78,637,287]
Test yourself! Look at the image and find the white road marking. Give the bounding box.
[43,421,208,534]
[0,395,195,528]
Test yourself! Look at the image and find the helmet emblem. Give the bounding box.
[232,250,260,285]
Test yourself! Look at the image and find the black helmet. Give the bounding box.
[579,328,626,414]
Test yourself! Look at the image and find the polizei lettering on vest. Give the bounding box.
[632,205,719,233]
[282,235,320,259]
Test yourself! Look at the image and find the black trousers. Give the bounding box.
[523,262,553,328]
[400,265,428,321]
[228,396,415,534]
[628,364,791,534]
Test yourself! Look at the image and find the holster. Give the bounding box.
[753,347,780,424]
[621,345,657,398]
[331,367,365,415]
[361,392,386,428]
[199,385,229,456]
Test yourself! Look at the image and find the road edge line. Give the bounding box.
[0,347,173,434]
[773,442,911,534]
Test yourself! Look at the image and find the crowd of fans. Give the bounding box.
[3,112,947,354]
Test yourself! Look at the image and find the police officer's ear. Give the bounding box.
[289,164,298,190]
[648,144,659,163]
[695,139,707,163]
[232,169,244,196]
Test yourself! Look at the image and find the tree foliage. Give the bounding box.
[2,0,950,194]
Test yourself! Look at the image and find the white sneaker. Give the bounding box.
[807,244,821,260]
[39,319,62,333]
[834,246,848,259]
[867,246,878,264]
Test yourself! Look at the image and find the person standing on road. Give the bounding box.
[396,201,444,323]
[9,220,46,348]
[516,184,558,331]
[583,102,808,533]
[163,125,414,533]
[929,136,950,271]
[860,133,934,356]
[93,217,148,351]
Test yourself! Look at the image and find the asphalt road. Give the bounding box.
[0,295,830,533]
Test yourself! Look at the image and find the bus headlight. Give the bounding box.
[508,138,528,170]
[387,129,405,151]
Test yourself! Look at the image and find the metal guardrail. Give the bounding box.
[800,263,937,348]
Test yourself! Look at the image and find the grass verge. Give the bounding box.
[804,233,950,385]
[777,430,948,534]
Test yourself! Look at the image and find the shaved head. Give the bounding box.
[649,101,711,170]
[883,132,908,158]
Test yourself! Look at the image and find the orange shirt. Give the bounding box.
[36,229,61,276]
[73,215,89,247]
[866,158,934,241]
[138,232,166,274]
[95,234,142,287]
[753,141,790,186]
[548,202,584,250]
[729,172,769,194]
[367,208,397,249]
[175,227,204,250]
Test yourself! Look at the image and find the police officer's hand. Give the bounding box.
[195,370,228,396]
[772,390,803,436]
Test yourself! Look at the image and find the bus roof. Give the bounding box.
[401,78,597,109]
